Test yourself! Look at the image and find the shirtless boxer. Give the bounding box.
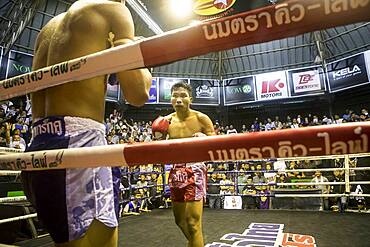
[152,81,215,247]
[21,0,152,246]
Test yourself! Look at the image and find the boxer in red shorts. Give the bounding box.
[152,81,215,247]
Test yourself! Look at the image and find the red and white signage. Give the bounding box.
[255,71,288,101]
[292,69,322,93]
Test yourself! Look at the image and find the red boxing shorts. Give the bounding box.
[168,163,207,202]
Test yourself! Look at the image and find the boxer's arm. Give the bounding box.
[102,3,152,107]
[198,112,216,136]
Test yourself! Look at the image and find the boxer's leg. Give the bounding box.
[184,201,204,247]
[56,219,118,247]
[173,201,191,240]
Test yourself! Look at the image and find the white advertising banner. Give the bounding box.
[291,69,322,94]
[255,71,288,101]
[365,50,370,81]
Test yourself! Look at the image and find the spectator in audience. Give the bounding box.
[219,173,234,208]
[333,114,343,124]
[353,185,366,212]
[241,124,248,133]
[0,125,7,147]
[208,173,221,209]
[242,177,257,209]
[342,109,352,122]
[274,116,283,130]
[311,171,330,210]
[264,162,276,185]
[331,169,346,213]
[226,125,238,134]
[257,185,270,209]
[237,169,248,194]
[253,171,267,191]
[122,194,141,216]
[290,118,299,128]
[6,124,26,151]
[265,118,275,131]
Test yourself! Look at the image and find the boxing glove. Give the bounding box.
[152,116,170,140]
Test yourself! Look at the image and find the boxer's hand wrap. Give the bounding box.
[152,116,170,140]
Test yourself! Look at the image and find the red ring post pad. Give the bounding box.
[0,123,368,171]
[141,0,370,67]
[124,123,370,165]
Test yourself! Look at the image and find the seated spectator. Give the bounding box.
[274,116,283,130]
[322,115,332,125]
[241,124,248,133]
[136,174,149,197]
[220,173,234,195]
[276,173,287,189]
[122,194,141,216]
[253,171,267,191]
[333,114,343,124]
[264,162,276,185]
[226,125,238,134]
[264,118,275,131]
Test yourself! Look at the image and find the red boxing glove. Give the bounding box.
[152,117,170,140]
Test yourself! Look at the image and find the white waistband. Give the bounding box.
[64,116,106,135]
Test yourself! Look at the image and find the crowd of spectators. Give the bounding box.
[205,159,365,212]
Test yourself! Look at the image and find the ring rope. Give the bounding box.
[0,196,27,203]
[0,170,21,175]
[0,213,37,225]
[0,0,369,100]
[0,123,368,171]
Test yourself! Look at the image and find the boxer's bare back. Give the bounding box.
[32,0,151,122]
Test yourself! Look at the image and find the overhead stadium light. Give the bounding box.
[169,0,193,19]
[126,0,164,35]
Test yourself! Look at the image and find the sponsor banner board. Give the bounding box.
[287,66,326,97]
[6,50,33,79]
[223,76,255,105]
[255,71,289,101]
[327,53,369,92]
[190,79,220,105]
[146,78,158,104]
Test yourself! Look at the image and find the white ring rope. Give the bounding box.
[0,170,21,176]
[0,196,27,203]
[0,213,37,225]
